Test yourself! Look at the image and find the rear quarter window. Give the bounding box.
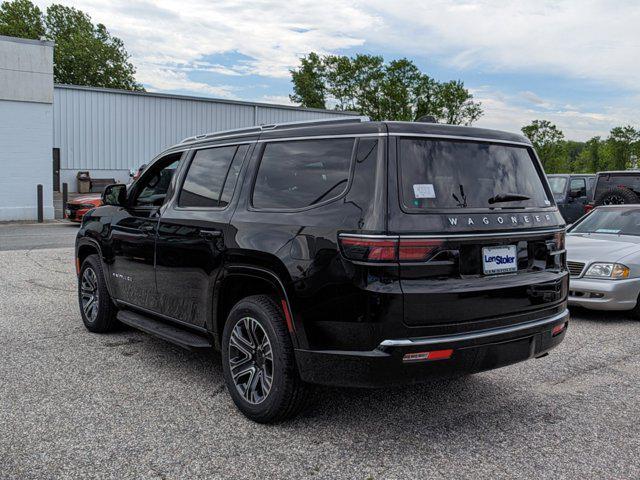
[252,138,355,210]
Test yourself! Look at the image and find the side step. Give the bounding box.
[117,310,212,351]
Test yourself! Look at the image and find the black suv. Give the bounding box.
[547,174,595,223]
[75,118,569,422]
[592,171,640,206]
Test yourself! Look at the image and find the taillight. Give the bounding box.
[398,239,443,261]
[552,322,567,337]
[339,237,397,261]
[553,231,565,251]
[339,235,443,262]
[584,204,594,214]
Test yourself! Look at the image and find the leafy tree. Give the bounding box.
[289,52,326,109]
[290,52,482,124]
[0,0,43,38]
[602,125,640,170]
[0,0,143,91]
[574,137,604,173]
[521,120,566,173]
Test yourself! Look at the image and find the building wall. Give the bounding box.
[0,36,54,221]
[54,85,357,192]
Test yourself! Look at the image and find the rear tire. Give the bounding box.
[595,187,639,206]
[221,295,310,423]
[78,254,118,333]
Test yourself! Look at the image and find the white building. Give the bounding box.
[0,35,356,221]
[0,35,55,221]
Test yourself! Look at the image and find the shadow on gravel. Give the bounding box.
[569,306,637,324]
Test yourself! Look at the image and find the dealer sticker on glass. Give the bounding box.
[482,245,517,275]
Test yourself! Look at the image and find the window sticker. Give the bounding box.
[413,184,436,199]
[595,228,620,234]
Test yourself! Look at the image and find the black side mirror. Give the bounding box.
[102,184,127,206]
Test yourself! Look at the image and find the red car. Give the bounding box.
[65,194,102,222]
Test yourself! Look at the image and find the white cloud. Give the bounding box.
[32,0,640,138]
[473,87,640,140]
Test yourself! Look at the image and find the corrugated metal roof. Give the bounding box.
[53,84,357,171]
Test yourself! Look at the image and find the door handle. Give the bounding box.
[199,229,222,240]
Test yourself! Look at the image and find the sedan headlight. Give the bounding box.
[584,263,630,279]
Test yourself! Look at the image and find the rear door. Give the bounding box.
[388,136,566,333]
[154,141,254,328]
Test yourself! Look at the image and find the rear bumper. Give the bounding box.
[295,309,569,387]
[568,277,640,311]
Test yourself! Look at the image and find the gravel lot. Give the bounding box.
[1,232,640,479]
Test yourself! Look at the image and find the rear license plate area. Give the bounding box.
[482,245,517,275]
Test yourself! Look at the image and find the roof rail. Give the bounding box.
[180,116,367,144]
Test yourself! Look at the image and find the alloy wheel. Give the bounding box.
[228,317,274,404]
[604,195,624,205]
[80,267,100,322]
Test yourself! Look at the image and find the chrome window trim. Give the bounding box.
[389,132,532,147]
[339,228,563,240]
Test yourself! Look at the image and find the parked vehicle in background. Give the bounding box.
[65,194,102,223]
[592,171,640,207]
[566,205,640,318]
[75,118,569,423]
[130,163,147,182]
[547,174,595,223]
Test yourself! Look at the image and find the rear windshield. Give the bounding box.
[548,177,567,195]
[594,174,640,199]
[399,138,551,210]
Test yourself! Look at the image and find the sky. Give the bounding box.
[33,0,640,140]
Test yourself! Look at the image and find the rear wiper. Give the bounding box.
[488,193,531,204]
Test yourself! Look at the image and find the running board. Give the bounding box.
[117,310,212,351]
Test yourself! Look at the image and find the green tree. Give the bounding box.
[289,52,482,124]
[0,0,143,91]
[289,52,326,109]
[603,126,640,170]
[0,0,43,38]
[521,120,566,173]
[575,137,603,173]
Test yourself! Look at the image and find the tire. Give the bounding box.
[595,187,639,206]
[78,254,119,333]
[221,295,310,423]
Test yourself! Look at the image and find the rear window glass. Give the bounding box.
[548,177,567,195]
[399,138,551,210]
[594,174,640,199]
[252,138,354,210]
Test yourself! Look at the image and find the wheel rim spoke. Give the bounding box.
[80,267,99,322]
[228,316,274,405]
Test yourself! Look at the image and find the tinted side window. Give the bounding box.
[252,138,354,210]
[220,144,249,207]
[570,178,586,196]
[179,146,237,208]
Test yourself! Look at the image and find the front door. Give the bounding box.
[108,152,183,311]
[155,142,253,328]
[566,177,587,223]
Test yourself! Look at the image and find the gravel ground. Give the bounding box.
[1,246,640,479]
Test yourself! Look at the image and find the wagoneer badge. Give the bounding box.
[447,214,553,227]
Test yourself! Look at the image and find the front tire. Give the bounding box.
[221,295,310,423]
[78,254,118,333]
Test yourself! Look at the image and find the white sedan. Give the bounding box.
[566,205,640,318]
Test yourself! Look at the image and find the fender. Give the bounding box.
[75,236,118,300]
[217,264,308,350]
